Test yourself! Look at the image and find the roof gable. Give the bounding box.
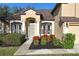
[24,9,36,15]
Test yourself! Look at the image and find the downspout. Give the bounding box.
[75,3,76,19]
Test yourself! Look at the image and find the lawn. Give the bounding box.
[0,47,18,56]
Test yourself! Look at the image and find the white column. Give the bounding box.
[22,21,26,34]
[36,21,40,36]
[52,21,55,34]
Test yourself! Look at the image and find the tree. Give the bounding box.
[0,5,10,20]
[11,7,23,14]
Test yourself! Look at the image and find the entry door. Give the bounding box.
[28,23,36,39]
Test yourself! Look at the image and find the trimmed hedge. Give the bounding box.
[63,33,75,49]
[0,33,26,46]
[52,33,75,49]
[0,34,5,45]
[53,38,63,48]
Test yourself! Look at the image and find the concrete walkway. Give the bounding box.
[14,39,79,55]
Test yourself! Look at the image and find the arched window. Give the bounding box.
[11,22,22,33]
[0,23,3,34]
[41,22,52,34]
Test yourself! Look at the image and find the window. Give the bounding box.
[0,24,2,30]
[66,22,68,27]
[19,25,21,30]
[0,23,3,34]
[11,22,22,33]
[41,22,52,34]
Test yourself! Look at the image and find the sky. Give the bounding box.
[0,3,56,10]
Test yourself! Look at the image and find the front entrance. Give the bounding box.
[28,23,36,39]
[26,18,36,39]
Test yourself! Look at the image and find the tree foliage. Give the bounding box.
[0,4,34,20]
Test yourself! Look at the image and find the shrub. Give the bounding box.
[0,40,3,45]
[63,33,75,49]
[53,38,63,48]
[2,33,26,46]
[41,34,49,38]
[40,35,48,46]
[33,36,40,46]
[0,34,6,45]
[49,34,55,42]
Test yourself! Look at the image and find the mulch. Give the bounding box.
[29,41,63,50]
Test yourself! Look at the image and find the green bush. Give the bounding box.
[41,36,47,46]
[53,38,63,47]
[1,33,26,46]
[63,33,75,49]
[0,34,6,45]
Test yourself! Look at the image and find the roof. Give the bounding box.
[6,9,54,21]
[60,17,79,22]
[51,3,61,14]
[6,12,26,20]
[36,10,54,21]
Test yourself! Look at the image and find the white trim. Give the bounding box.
[10,20,22,24]
[63,22,69,34]
[41,21,53,23]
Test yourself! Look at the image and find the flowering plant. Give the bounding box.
[41,34,48,38]
[33,36,40,46]
[33,36,40,40]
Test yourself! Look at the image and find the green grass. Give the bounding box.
[0,47,18,56]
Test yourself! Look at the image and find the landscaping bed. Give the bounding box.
[29,34,63,49]
[29,41,62,49]
[29,33,75,49]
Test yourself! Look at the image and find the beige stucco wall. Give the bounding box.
[61,3,75,17]
[54,6,63,40]
[21,9,40,35]
[61,3,79,18]
[76,3,79,18]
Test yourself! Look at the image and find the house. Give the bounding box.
[0,3,79,44]
[2,9,54,39]
[52,3,79,44]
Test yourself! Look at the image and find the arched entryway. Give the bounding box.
[25,17,36,39]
